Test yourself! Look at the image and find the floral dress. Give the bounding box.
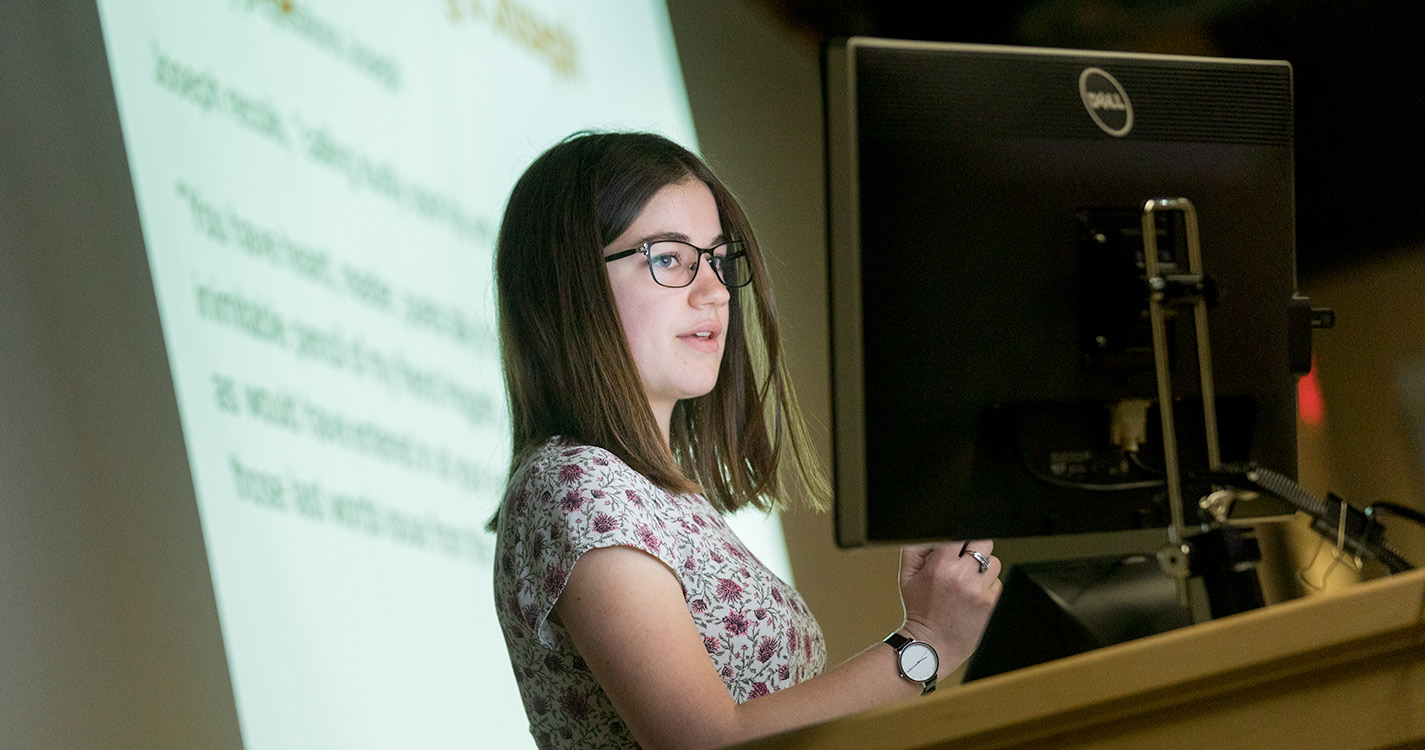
[493,439,827,749]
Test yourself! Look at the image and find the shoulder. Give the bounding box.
[507,438,668,522]
[525,439,622,476]
[520,439,648,493]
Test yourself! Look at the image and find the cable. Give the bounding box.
[1366,502,1425,529]
[1246,466,1415,574]
[1019,454,1420,573]
[1249,466,1330,519]
[1018,450,1168,492]
[1126,449,1166,477]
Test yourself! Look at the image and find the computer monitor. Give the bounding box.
[825,38,1301,546]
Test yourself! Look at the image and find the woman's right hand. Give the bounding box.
[897,541,1002,667]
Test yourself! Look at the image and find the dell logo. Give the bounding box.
[1079,67,1133,137]
[1085,91,1127,111]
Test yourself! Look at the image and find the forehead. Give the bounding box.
[612,178,722,248]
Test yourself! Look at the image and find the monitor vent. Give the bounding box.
[856,47,1293,147]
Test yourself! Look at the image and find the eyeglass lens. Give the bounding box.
[648,241,750,288]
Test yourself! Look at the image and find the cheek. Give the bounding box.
[625,329,660,376]
[614,296,665,373]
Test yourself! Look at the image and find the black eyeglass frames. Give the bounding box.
[603,240,752,289]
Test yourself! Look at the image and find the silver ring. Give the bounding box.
[966,549,991,574]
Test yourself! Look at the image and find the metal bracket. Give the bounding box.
[1142,197,1222,609]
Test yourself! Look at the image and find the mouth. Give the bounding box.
[678,323,723,351]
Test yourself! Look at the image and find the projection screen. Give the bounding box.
[1,2,790,748]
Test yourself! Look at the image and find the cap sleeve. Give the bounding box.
[503,442,684,649]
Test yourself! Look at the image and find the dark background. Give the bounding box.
[754,0,1425,279]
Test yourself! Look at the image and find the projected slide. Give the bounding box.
[93,2,788,747]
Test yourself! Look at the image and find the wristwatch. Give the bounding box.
[884,632,939,695]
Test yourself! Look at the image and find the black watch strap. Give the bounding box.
[883,632,912,650]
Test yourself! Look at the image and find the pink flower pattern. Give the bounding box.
[494,440,825,749]
[756,636,777,663]
[557,464,585,485]
[591,513,619,534]
[714,577,744,603]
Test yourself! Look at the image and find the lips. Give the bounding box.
[677,321,722,352]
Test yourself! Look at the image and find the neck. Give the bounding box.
[651,399,674,448]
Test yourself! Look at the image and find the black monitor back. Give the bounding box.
[825,38,1299,545]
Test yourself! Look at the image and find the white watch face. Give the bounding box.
[900,642,937,682]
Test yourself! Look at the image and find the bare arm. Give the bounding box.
[554,542,1000,749]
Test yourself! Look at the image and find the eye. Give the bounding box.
[647,241,694,269]
[716,248,751,287]
[717,249,747,266]
[650,251,682,270]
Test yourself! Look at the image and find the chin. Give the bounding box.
[684,385,719,402]
[680,376,721,402]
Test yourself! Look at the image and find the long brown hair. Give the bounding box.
[491,132,828,526]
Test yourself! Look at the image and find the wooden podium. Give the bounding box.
[739,568,1425,750]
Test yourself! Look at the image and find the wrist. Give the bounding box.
[898,618,941,654]
[883,629,939,696]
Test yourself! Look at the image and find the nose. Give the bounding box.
[688,252,730,307]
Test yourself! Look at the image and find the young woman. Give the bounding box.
[491,132,1001,749]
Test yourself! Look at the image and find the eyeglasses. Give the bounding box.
[603,240,752,289]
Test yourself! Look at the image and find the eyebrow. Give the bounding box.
[629,230,728,248]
